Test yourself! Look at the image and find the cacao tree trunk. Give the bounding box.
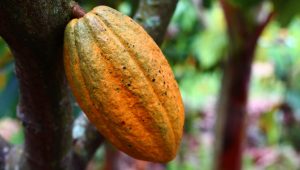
[214,0,273,169]
[0,1,73,169]
[0,0,179,169]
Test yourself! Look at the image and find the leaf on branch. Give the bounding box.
[228,0,264,9]
[271,0,300,27]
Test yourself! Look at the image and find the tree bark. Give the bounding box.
[0,0,180,169]
[214,41,256,170]
[214,1,273,170]
[0,1,73,169]
[69,114,104,170]
[0,136,11,170]
[134,0,178,46]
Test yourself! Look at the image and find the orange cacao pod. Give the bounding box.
[64,6,184,162]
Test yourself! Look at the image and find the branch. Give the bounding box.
[0,1,75,169]
[71,2,86,19]
[253,11,275,43]
[134,0,179,46]
[0,136,11,169]
[213,1,273,170]
[68,114,104,170]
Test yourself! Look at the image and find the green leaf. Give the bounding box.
[228,0,263,9]
[202,0,214,9]
[259,109,281,145]
[0,65,19,118]
[272,0,300,26]
[10,129,24,145]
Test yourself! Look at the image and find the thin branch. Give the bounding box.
[71,2,86,19]
[68,114,104,170]
[134,0,179,46]
[192,0,209,29]
[254,11,275,42]
[0,136,11,169]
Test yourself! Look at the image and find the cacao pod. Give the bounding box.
[64,6,184,163]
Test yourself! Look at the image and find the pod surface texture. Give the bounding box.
[64,6,184,162]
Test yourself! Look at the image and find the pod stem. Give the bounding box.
[71,2,86,19]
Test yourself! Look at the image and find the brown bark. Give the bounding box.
[134,0,178,45]
[214,1,273,170]
[103,144,166,170]
[0,136,11,169]
[0,1,73,169]
[214,41,256,170]
[0,0,178,169]
[69,114,104,170]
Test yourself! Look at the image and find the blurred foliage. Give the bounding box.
[229,0,263,9]
[259,109,281,145]
[272,0,300,26]
[0,38,18,118]
[1,0,300,169]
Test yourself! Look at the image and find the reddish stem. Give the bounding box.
[71,2,86,19]
[214,1,274,170]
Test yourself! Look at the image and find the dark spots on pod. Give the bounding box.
[121,121,126,125]
[104,55,110,60]
[158,70,161,73]
[163,92,167,96]
[127,83,131,87]
[115,87,120,92]
[152,78,156,82]
[127,144,132,148]
[92,86,98,91]
[123,66,126,70]
[158,126,166,134]
[163,81,166,85]
[126,42,135,48]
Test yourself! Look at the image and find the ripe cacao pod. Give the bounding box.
[64,6,184,163]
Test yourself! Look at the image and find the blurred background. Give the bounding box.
[1,0,300,169]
